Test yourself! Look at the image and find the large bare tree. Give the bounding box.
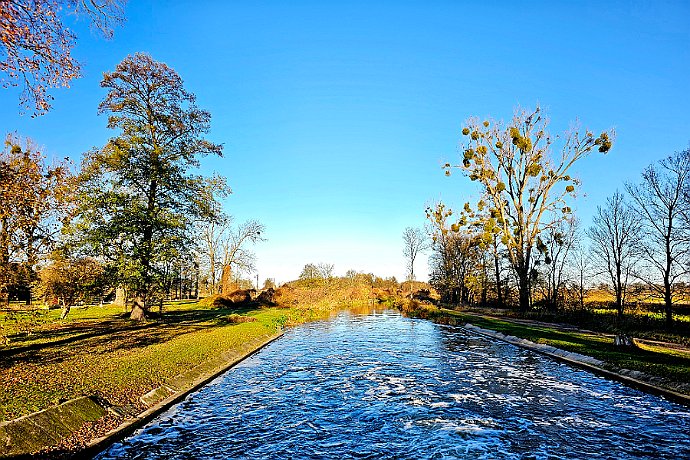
[446,106,613,311]
[219,219,265,295]
[199,217,229,295]
[588,191,641,317]
[626,149,690,326]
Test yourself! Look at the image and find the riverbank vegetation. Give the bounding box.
[0,52,270,328]
[427,106,690,340]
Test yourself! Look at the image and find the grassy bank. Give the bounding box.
[0,301,325,423]
[516,307,690,347]
[0,275,378,425]
[401,303,690,392]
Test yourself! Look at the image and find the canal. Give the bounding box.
[97,309,690,459]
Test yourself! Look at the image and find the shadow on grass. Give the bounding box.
[0,303,267,368]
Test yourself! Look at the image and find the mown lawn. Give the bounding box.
[0,301,312,422]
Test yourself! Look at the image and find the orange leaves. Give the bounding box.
[0,134,73,291]
[0,0,125,115]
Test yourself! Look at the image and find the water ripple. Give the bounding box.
[97,309,690,459]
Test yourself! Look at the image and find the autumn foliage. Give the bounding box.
[0,0,125,115]
[0,135,73,302]
[443,106,613,311]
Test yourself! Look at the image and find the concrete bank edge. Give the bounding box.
[0,397,107,458]
[462,322,690,408]
[0,331,284,459]
[79,331,284,458]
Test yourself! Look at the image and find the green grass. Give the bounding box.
[0,300,201,348]
[590,308,690,323]
[0,300,322,422]
[0,277,378,423]
[403,303,690,388]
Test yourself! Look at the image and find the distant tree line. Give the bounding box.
[298,264,399,289]
[428,106,690,326]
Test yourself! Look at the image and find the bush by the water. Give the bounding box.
[198,288,276,309]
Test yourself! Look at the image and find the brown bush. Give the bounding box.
[225,313,257,324]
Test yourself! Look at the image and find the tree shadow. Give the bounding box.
[0,302,268,369]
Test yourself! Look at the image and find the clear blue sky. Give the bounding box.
[2,1,689,283]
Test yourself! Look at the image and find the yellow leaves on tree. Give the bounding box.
[449,105,614,311]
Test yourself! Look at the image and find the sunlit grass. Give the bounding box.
[0,300,327,422]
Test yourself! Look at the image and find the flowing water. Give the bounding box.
[97,309,690,459]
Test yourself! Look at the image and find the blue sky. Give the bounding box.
[2,1,689,283]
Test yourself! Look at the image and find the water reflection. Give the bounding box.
[97,309,690,459]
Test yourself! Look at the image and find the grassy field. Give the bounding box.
[0,300,329,422]
[402,303,690,391]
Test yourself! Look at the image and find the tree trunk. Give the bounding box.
[517,268,531,312]
[664,282,673,328]
[221,264,233,296]
[615,262,624,317]
[494,254,503,308]
[60,304,71,320]
[114,286,127,310]
[130,296,147,321]
[579,269,585,310]
[410,254,415,282]
[194,269,199,300]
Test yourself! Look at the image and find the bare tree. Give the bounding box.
[626,149,690,326]
[588,192,641,317]
[570,240,593,310]
[220,219,265,295]
[447,106,613,311]
[316,263,334,279]
[402,226,428,281]
[199,217,230,294]
[536,217,578,310]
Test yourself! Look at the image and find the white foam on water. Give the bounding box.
[430,401,451,408]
